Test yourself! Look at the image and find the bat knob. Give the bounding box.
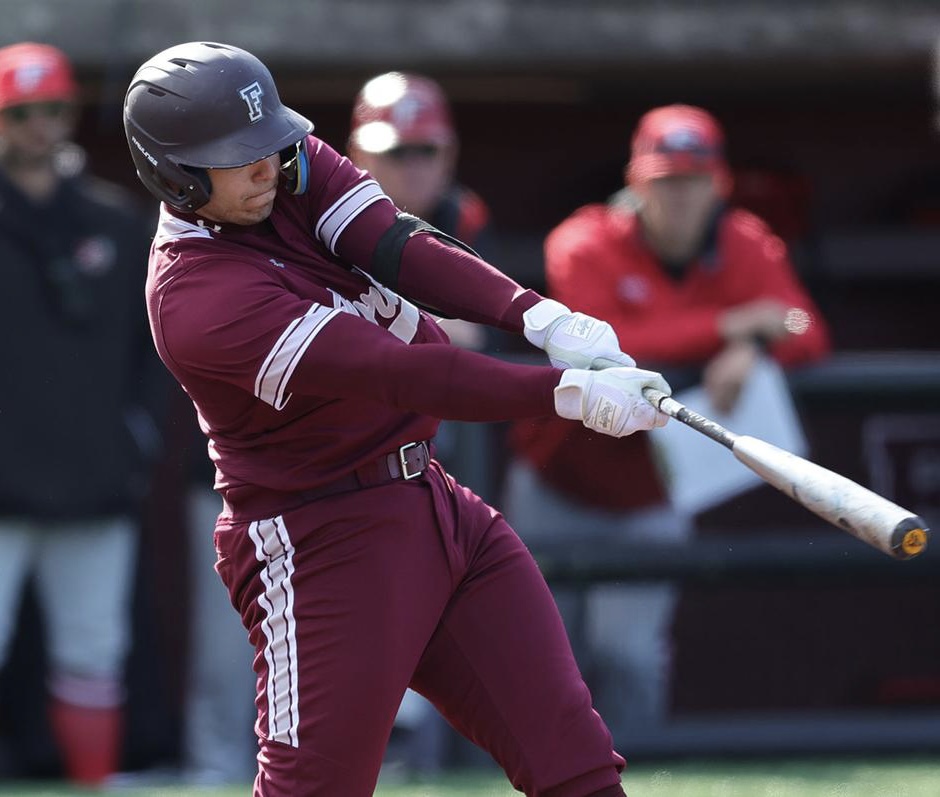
[893,517,929,559]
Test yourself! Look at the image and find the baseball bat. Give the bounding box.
[643,388,929,560]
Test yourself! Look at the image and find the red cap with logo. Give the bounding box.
[349,72,455,154]
[626,104,730,191]
[0,42,78,111]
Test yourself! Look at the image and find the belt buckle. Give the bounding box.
[398,442,424,481]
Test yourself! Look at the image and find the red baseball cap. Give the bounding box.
[0,42,78,111]
[349,72,455,154]
[627,104,729,188]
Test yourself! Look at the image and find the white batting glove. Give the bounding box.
[523,299,635,370]
[554,367,671,437]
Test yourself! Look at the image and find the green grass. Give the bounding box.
[2,757,940,796]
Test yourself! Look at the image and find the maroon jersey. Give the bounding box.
[147,135,557,519]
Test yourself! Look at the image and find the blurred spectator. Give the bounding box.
[346,70,495,778]
[504,104,830,748]
[0,42,164,786]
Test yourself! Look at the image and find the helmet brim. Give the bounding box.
[171,105,314,169]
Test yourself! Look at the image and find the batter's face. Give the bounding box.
[197,153,281,226]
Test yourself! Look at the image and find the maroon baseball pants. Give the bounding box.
[214,461,625,796]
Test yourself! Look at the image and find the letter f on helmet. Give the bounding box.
[239,80,265,122]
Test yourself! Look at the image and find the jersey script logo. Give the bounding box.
[329,279,419,344]
[239,81,265,123]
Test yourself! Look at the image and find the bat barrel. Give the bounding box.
[642,385,930,561]
[731,435,930,560]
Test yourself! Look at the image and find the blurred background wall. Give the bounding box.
[1,0,940,776]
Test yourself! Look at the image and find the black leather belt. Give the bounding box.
[296,441,430,503]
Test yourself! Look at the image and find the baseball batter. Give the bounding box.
[123,42,671,797]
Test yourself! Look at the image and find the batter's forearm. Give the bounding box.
[397,234,542,332]
[290,321,560,421]
[376,344,561,421]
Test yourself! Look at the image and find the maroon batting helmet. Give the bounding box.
[123,41,313,211]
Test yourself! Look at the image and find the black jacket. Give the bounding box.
[0,163,168,520]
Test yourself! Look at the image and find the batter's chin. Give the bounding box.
[235,202,275,225]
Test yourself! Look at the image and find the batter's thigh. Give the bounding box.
[215,482,456,797]
[411,490,625,797]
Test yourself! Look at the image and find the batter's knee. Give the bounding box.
[253,737,384,797]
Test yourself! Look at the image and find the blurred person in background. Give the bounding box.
[346,69,495,779]
[0,42,163,786]
[505,103,830,749]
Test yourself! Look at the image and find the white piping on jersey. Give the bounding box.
[315,179,387,254]
[153,204,213,245]
[255,303,339,410]
[248,517,300,749]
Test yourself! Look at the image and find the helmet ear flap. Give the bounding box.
[130,146,212,211]
[177,165,212,210]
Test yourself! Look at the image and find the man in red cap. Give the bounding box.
[0,43,164,786]
[506,103,831,748]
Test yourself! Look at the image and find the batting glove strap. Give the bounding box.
[554,367,672,438]
[523,298,636,370]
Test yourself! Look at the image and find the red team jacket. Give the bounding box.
[510,202,831,511]
[147,135,560,521]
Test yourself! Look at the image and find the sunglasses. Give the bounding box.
[2,101,71,123]
[383,144,442,161]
